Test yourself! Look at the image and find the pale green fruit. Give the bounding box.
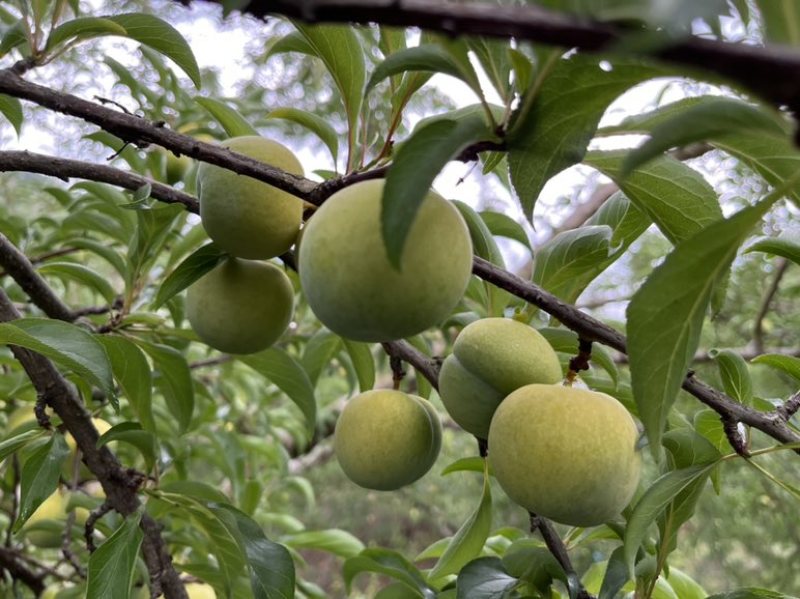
[334,389,442,491]
[5,404,37,436]
[438,318,562,439]
[186,258,294,354]
[488,384,641,527]
[197,136,304,259]
[185,582,217,599]
[298,179,472,342]
[22,489,68,548]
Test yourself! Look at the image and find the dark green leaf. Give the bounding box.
[195,97,258,137]
[383,115,490,268]
[623,463,717,574]
[751,354,800,381]
[301,329,342,384]
[283,529,365,559]
[342,340,375,393]
[745,236,800,266]
[15,434,69,530]
[240,349,317,437]
[585,150,722,244]
[622,98,789,175]
[627,197,779,454]
[508,55,663,219]
[45,16,126,50]
[0,429,44,464]
[479,211,532,254]
[344,548,435,599]
[153,243,226,309]
[267,107,339,165]
[86,511,143,599]
[127,204,183,289]
[467,38,513,102]
[754,0,800,45]
[266,31,315,58]
[599,547,629,599]
[0,93,23,135]
[136,342,194,433]
[367,44,474,93]
[0,319,114,396]
[710,348,753,405]
[95,336,153,431]
[97,422,156,473]
[429,464,492,580]
[38,261,117,304]
[502,541,566,593]
[456,557,518,599]
[0,20,28,58]
[210,504,296,599]
[106,13,201,87]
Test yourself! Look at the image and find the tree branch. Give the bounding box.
[752,257,790,355]
[0,546,45,596]
[529,513,595,599]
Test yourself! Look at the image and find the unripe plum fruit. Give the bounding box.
[334,389,442,491]
[298,179,473,342]
[197,136,304,259]
[488,384,641,527]
[185,582,217,599]
[186,258,294,354]
[438,318,562,439]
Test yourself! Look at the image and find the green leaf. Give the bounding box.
[0,429,44,465]
[95,336,153,432]
[209,503,296,599]
[283,529,365,559]
[441,456,487,477]
[455,557,518,599]
[665,567,708,599]
[266,31,315,58]
[585,150,722,244]
[342,340,375,393]
[693,409,732,457]
[754,0,800,44]
[0,93,23,135]
[710,348,753,405]
[751,354,800,382]
[98,422,156,473]
[622,98,790,175]
[0,20,28,58]
[367,44,473,93]
[240,349,317,437]
[707,589,800,599]
[38,261,117,304]
[745,236,800,266]
[195,97,258,137]
[429,463,492,580]
[153,243,226,309]
[301,329,342,384]
[105,13,201,88]
[86,511,143,599]
[45,16,126,50]
[294,23,365,169]
[627,197,780,454]
[0,319,114,396]
[467,38,513,102]
[383,115,490,268]
[344,548,435,599]
[127,204,183,289]
[623,463,717,575]
[508,55,663,219]
[267,107,339,165]
[599,547,629,599]
[136,342,194,433]
[478,211,532,255]
[15,434,69,530]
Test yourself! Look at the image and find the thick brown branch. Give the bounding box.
[381,340,441,392]
[225,0,800,115]
[0,289,188,599]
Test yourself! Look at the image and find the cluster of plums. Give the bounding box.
[182,136,641,527]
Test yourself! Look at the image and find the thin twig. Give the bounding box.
[752,257,790,355]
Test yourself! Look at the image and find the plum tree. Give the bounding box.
[488,384,642,527]
[438,318,563,438]
[298,179,473,341]
[334,390,442,491]
[197,136,304,259]
[186,257,294,354]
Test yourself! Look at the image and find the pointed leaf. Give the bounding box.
[96,336,154,432]
[429,463,492,580]
[508,56,663,219]
[15,434,69,530]
[745,236,800,266]
[755,0,800,44]
[106,13,201,87]
[342,340,375,393]
[136,341,194,433]
[97,422,156,473]
[627,197,780,454]
[709,348,753,405]
[283,529,365,559]
[751,354,800,381]
[0,429,44,465]
[45,16,126,50]
[240,349,317,437]
[195,96,257,137]
[456,557,518,599]
[623,463,717,575]
[0,93,23,135]
[86,511,143,599]
[344,548,435,599]
[301,329,342,384]
[267,107,339,165]
[441,456,487,477]
[383,115,490,267]
[367,44,472,92]
[0,20,28,58]
[0,319,114,396]
[153,242,226,309]
[599,547,629,599]
[38,262,117,304]
[479,211,532,254]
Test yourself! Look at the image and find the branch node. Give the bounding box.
[722,416,750,458]
[85,501,113,553]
